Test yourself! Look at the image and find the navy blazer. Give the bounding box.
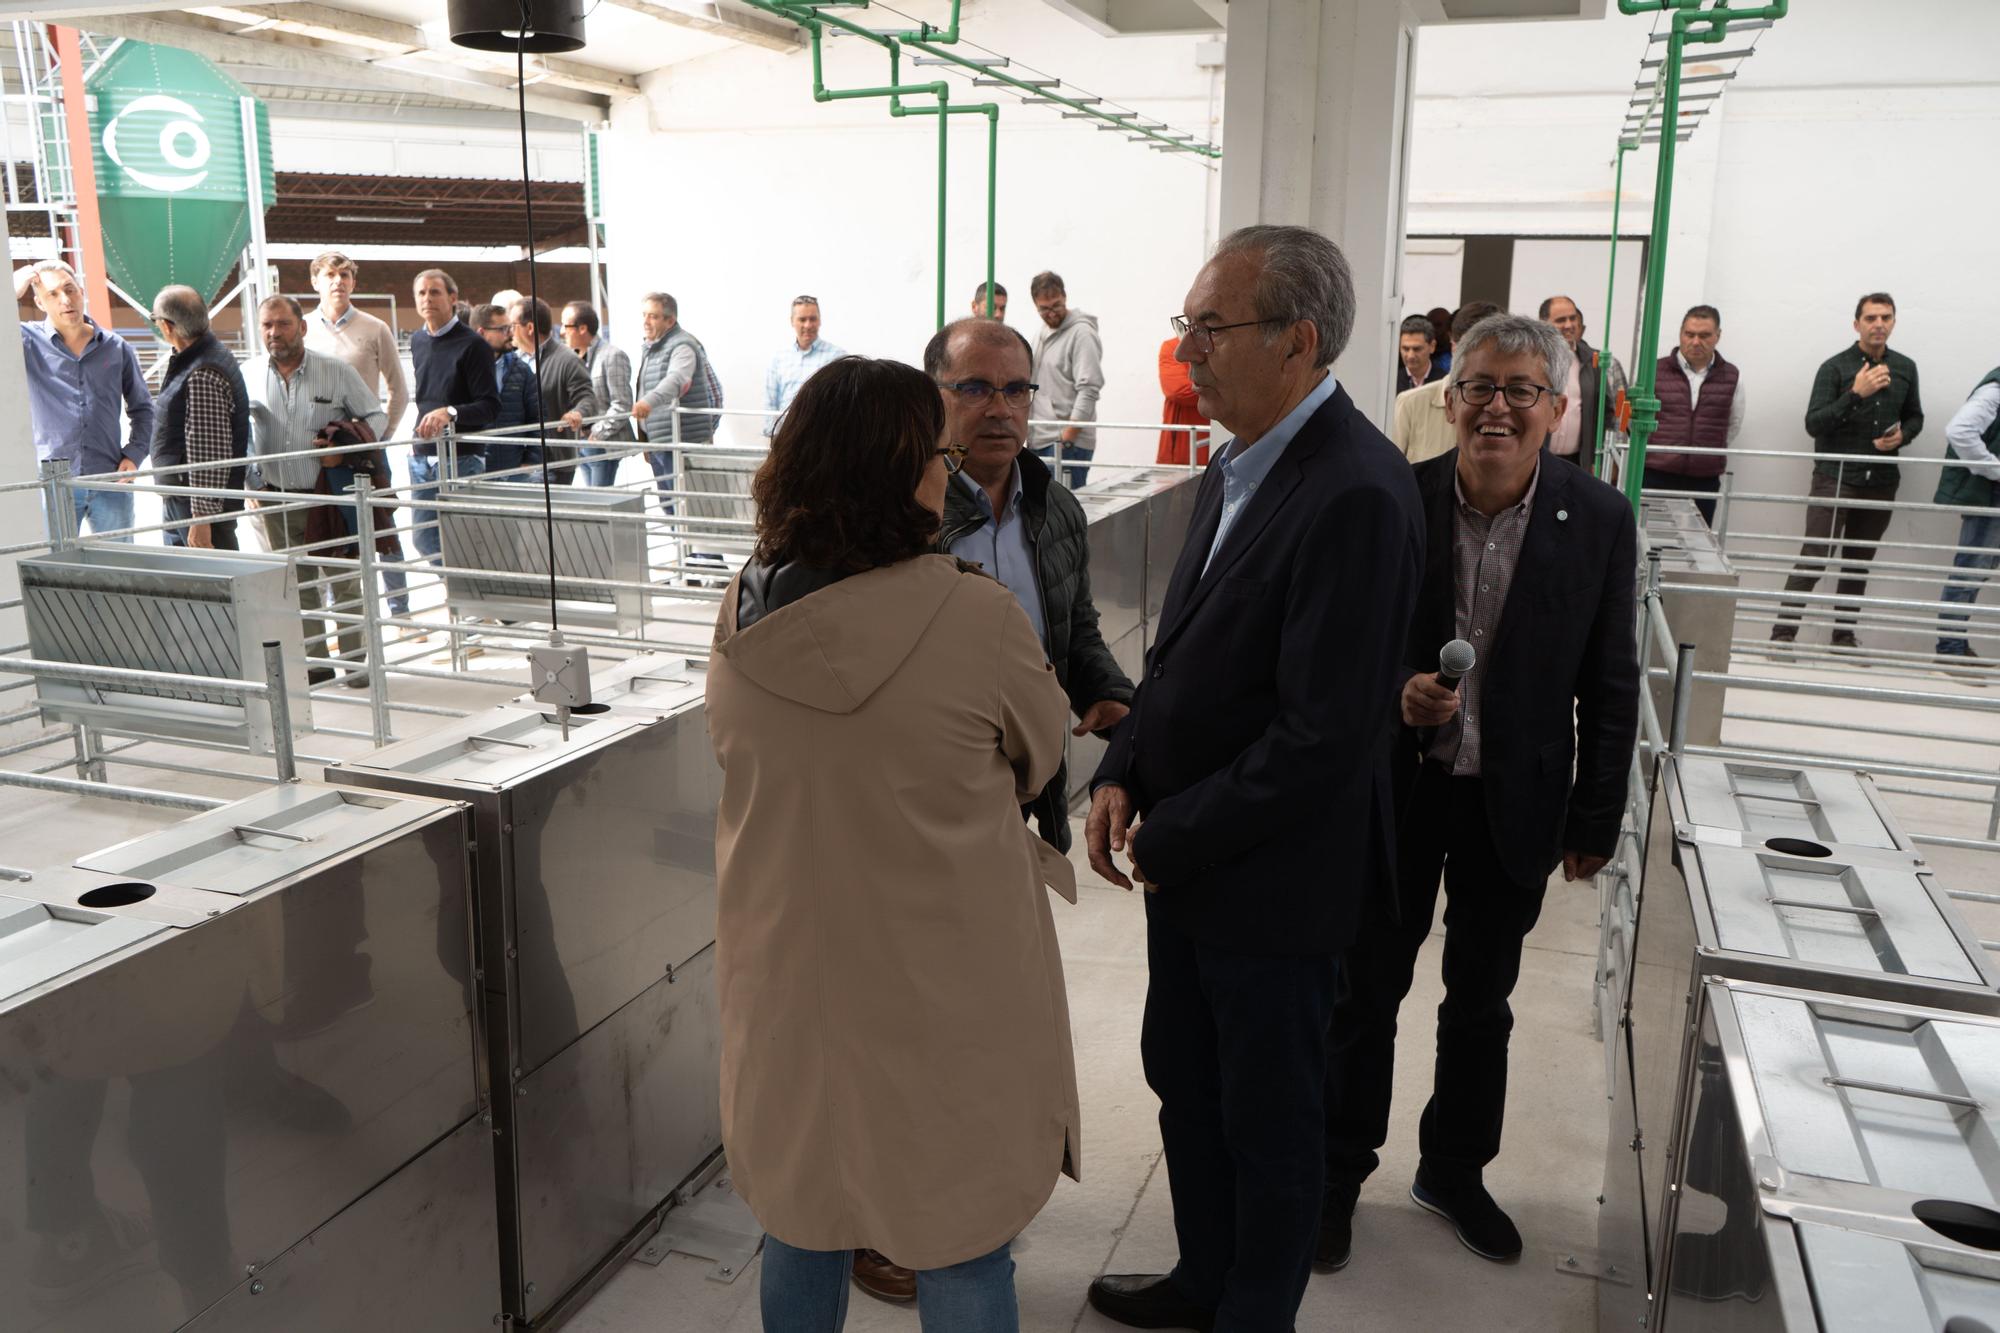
[1094,379,1425,956]
[1398,448,1640,886]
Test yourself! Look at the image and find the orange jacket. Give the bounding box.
[1157,337,1211,465]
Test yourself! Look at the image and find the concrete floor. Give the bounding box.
[563,843,1610,1333]
[7,622,1997,1333]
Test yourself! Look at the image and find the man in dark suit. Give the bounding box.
[1084,224,1426,1332]
[1320,313,1639,1270]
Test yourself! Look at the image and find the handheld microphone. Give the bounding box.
[1438,639,1476,692]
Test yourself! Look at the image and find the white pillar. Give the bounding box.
[1219,0,1421,429]
[1,289,45,745]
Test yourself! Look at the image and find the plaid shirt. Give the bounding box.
[184,366,241,519]
[1430,458,1540,776]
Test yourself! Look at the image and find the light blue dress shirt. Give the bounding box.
[1202,371,1340,575]
[763,337,847,435]
[947,462,1048,648]
[20,318,155,474]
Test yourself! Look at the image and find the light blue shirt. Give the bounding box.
[1202,371,1339,575]
[763,337,847,435]
[947,463,1048,648]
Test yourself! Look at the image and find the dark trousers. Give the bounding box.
[162,493,242,550]
[1326,764,1547,1189]
[1777,471,1898,633]
[1141,904,1341,1332]
[1640,467,1720,526]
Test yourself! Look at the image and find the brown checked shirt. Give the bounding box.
[1429,458,1539,776]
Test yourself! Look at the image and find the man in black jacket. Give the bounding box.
[1084,226,1425,1333]
[408,268,500,565]
[926,317,1134,850]
[1320,313,1639,1271]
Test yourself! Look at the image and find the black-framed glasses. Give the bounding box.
[936,443,967,475]
[940,379,1036,406]
[1451,380,1559,410]
[1170,314,1283,353]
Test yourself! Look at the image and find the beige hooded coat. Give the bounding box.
[707,554,1083,1271]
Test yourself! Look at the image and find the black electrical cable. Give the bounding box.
[516,7,562,632]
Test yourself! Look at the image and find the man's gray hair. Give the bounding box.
[31,258,79,285]
[154,284,210,337]
[641,291,678,319]
[259,293,304,320]
[1212,224,1356,368]
[1398,313,1436,342]
[1449,313,1574,393]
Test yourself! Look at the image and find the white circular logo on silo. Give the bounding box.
[103,94,212,193]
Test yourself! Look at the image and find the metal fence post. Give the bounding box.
[1713,470,1733,544]
[41,457,78,550]
[263,639,298,783]
[1669,642,1697,759]
[71,723,104,783]
[350,475,392,746]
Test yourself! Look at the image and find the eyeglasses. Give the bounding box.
[483,325,511,335]
[1170,314,1284,353]
[794,295,818,307]
[936,444,967,475]
[1451,380,1559,410]
[559,322,580,330]
[939,379,1037,406]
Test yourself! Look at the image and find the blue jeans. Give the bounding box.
[1938,512,2000,654]
[577,445,620,487]
[1031,443,1092,490]
[759,1237,1017,1333]
[43,483,136,542]
[409,452,487,563]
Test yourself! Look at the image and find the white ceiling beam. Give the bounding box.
[601,0,803,54]
[77,13,608,120]
[185,5,640,99]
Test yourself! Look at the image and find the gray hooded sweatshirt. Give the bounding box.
[1030,310,1105,451]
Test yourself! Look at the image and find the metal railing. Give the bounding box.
[4,406,1199,806]
[1601,445,2000,975]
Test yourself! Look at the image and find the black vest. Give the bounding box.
[152,330,250,469]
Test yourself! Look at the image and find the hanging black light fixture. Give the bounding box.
[446,0,587,54]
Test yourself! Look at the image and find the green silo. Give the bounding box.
[86,40,273,308]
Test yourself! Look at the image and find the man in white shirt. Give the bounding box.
[1932,366,2000,664]
[1638,304,1746,524]
[304,250,412,617]
[246,295,387,685]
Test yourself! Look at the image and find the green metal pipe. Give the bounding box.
[902,37,1216,158]
[1594,142,1630,481]
[1621,0,1788,512]
[905,101,1001,321]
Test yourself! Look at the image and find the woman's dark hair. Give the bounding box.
[751,356,945,573]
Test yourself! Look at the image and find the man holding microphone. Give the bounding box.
[1320,313,1639,1271]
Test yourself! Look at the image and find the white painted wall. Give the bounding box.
[1407,0,2000,618]
[597,0,1222,467]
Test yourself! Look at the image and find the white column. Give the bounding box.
[1219,0,1421,429]
[1,289,45,745]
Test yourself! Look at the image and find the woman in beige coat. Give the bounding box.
[707,356,1082,1332]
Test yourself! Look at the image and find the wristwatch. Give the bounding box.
[445,405,459,423]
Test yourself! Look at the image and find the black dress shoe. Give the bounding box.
[1315,1179,1359,1271]
[1410,1167,1522,1262]
[1086,1274,1215,1331]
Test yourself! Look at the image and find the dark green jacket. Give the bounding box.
[937,452,1135,852]
[1933,368,2000,509]
[1805,343,1923,490]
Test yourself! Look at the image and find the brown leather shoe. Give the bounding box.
[851,1248,916,1303]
